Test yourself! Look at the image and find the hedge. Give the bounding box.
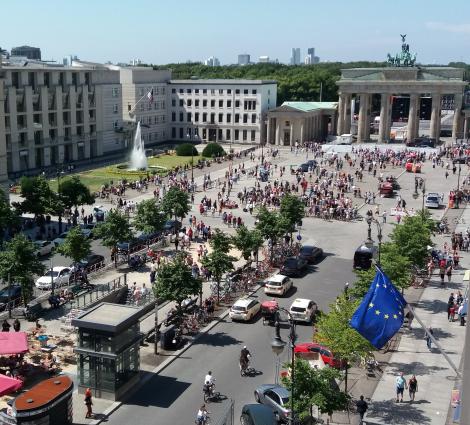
[202,143,226,158]
[176,143,199,157]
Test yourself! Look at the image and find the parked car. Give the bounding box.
[298,163,310,173]
[93,206,107,222]
[80,226,93,239]
[240,404,277,425]
[0,285,22,311]
[298,245,323,263]
[294,342,346,369]
[137,231,161,245]
[116,239,144,254]
[52,231,69,247]
[306,159,317,169]
[163,220,181,234]
[35,267,71,290]
[289,298,317,323]
[406,137,436,148]
[254,384,290,423]
[229,298,261,322]
[353,244,376,270]
[264,274,292,297]
[77,254,105,271]
[279,257,308,277]
[34,240,54,257]
[425,192,444,209]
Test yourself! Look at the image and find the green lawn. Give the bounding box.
[49,153,203,193]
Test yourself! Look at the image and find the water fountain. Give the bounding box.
[129,121,148,170]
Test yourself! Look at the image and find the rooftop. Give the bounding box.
[270,101,338,113]
[169,79,276,85]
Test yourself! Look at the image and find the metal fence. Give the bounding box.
[70,275,127,309]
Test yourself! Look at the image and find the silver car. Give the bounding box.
[254,384,290,423]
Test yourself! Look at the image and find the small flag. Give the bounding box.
[147,89,154,103]
[350,268,407,349]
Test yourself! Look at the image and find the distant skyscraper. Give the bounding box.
[11,45,41,60]
[305,48,315,65]
[290,48,301,65]
[204,56,220,66]
[258,56,270,63]
[238,54,250,65]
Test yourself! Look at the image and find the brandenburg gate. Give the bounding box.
[336,36,467,143]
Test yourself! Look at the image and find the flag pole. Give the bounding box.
[129,92,152,115]
[406,304,462,378]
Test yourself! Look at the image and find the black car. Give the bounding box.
[298,163,310,173]
[306,159,317,169]
[240,404,277,425]
[0,285,22,311]
[406,137,436,148]
[78,254,105,271]
[280,257,308,277]
[299,245,324,263]
[137,231,161,245]
[116,239,144,254]
[163,220,182,234]
[353,244,376,270]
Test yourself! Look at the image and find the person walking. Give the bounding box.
[408,375,418,402]
[395,372,407,402]
[13,319,20,332]
[84,388,93,418]
[446,264,453,282]
[425,327,434,350]
[356,395,368,423]
[2,319,11,332]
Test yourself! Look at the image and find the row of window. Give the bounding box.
[171,127,257,142]
[126,100,166,113]
[171,88,257,96]
[171,112,257,125]
[132,115,166,126]
[141,130,166,142]
[171,98,258,110]
[137,86,166,97]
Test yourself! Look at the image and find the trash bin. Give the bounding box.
[160,325,176,350]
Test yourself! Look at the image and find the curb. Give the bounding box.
[90,282,265,424]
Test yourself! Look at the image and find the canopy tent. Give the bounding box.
[0,374,23,396]
[0,332,28,355]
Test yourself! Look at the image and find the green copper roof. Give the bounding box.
[281,101,338,112]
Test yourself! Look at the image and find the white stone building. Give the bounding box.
[168,79,277,145]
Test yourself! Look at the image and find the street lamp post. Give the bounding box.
[457,164,462,208]
[365,217,383,266]
[365,216,374,247]
[413,176,426,221]
[271,308,297,425]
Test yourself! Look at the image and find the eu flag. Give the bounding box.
[350,268,407,349]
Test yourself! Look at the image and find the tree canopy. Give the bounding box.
[232,225,263,261]
[59,176,95,209]
[16,176,60,216]
[134,199,167,235]
[161,186,191,223]
[279,194,305,235]
[56,226,92,265]
[94,209,133,249]
[0,188,18,239]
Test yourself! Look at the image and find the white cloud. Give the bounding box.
[426,21,470,34]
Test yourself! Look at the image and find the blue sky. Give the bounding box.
[3,0,470,65]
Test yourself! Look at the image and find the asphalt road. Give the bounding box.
[108,249,356,425]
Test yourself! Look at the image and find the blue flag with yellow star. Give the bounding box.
[350,268,407,349]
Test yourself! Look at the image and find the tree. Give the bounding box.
[201,229,236,304]
[134,199,167,236]
[315,295,375,391]
[56,226,91,266]
[59,176,95,209]
[279,193,305,242]
[161,186,191,224]
[175,143,198,157]
[201,142,226,158]
[232,225,263,262]
[16,175,59,217]
[255,206,289,263]
[154,253,202,327]
[0,234,45,305]
[0,188,18,240]
[94,209,133,264]
[281,358,349,422]
[390,214,433,267]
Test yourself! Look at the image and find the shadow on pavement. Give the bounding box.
[415,298,448,314]
[408,326,454,340]
[192,331,242,347]
[367,399,431,424]
[385,360,447,376]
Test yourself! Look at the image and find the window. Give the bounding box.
[187,112,192,122]
[211,100,215,108]
[139,88,144,96]
[112,87,119,97]
[203,100,207,107]
[195,89,199,94]
[219,89,223,94]
[113,104,119,114]
[195,112,199,122]
[226,129,231,140]
[243,114,248,123]
[235,114,240,123]
[172,99,176,107]
[227,100,232,108]
[187,99,192,107]
[179,88,183,94]
[227,89,232,95]
[171,127,176,137]
[218,128,223,140]
[172,88,176,94]
[251,114,257,123]
[235,100,240,108]
[211,89,215,95]
[171,112,176,122]
[218,113,223,122]
[235,89,240,95]
[243,130,247,141]
[219,100,223,108]
[210,113,215,124]
[244,89,248,94]
[179,112,184,122]
[195,99,199,107]
[203,113,207,122]
[179,128,184,138]
[235,129,239,140]
[252,89,257,95]
[186,88,191,94]
[226,113,231,123]
[179,99,184,107]
[203,89,207,94]
[128,104,132,111]
[251,130,256,141]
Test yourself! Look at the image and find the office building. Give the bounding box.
[168,79,277,145]
[11,45,41,60]
[238,54,250,65]
[290,48,301,65]
[305,48,315,65]
[204,56,220,67]
[258,56,270,63]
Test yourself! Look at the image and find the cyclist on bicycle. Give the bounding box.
[240,346,251,374]
[204,371,215,396]
[196,404,209,424]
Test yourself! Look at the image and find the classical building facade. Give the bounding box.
[336,67,467,143]
[266,102,337,145]
[168,79,277,145]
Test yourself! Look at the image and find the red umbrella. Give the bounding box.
[0,332,28,355]
[0,374,23,396]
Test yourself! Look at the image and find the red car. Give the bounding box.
[294,343,345,369]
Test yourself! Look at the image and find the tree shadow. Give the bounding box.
[385,361,448,376]
[367,399,431,424]
[192,331,242,347]
[415,298,447,314]
[408,326,454,340]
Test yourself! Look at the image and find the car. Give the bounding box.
[77,254,105,272]
[80,226,93,239]
[289,298,317,323]
[35,267,71,290]
[279,257,308,277]
[298,245,323,263]
[137,231,161,245]
[306,159,317,169]
[163,219,181,234]
[0,285,22,311]
[240,404,277,425]
[264,274,293,296]
[294,342,345,369]
[93,206,107,222]
[406,137,436,148]
[82,223,98,238]
[254,384,291,423]
[52,231,69,247]
[34,240,54,257]
[229,297,261,322]
[116,239,144,253]
[425,192,444,209]
[298,163,310,173]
